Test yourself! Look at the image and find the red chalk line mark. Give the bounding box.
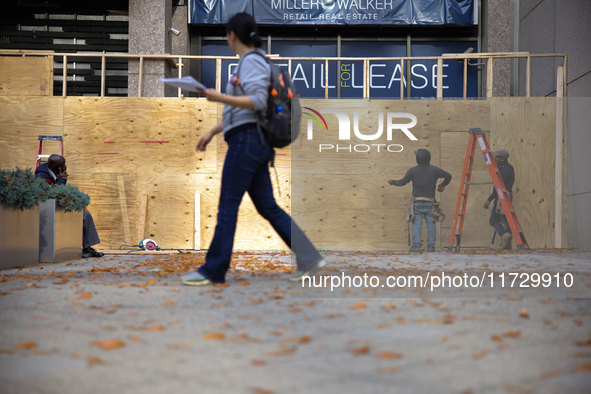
[103,141,116,144]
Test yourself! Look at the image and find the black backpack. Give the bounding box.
[236,51,301,150]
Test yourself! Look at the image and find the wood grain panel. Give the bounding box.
[63,97,217,174]
[0,56,53,96]
[0,96,63,169]
[67,173,137,250]
[490,97,557,248]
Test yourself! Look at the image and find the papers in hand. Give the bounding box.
[160,76,207,92]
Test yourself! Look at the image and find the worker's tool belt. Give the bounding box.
[405,196,446,223]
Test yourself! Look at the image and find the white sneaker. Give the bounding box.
[289,259,326,282]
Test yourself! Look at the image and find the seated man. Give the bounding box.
[35,154,104,258]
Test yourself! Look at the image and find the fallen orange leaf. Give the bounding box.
[79,291,93,299]
[353,346,370,356]
[520,307,529,319]
[350,304,367,310]
[574,363,591,372]
[577,338,591,346]
[265,347,296,357]
[289,308,302,313]
[504,330,521,338]
[376,351,403,360]
[251,359,266,366]
[539,370,560,380]
[15,341,38,350]
[161,301,177,307]
[91,339,126,351]
[202,332,226,341]
[239,282,251,286]
[146,325,166,332]
[491,334,503,342]
[72,300,81,306]
[126,334,143,343]
[87,355,109,367]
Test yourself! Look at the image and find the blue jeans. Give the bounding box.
[412,201,436,248]
[198,127,322,283]
[489,194,512,237]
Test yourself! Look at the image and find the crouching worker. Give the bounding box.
[388,149,452,252]
[35,154,104,258]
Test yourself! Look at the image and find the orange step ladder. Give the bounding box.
[448,128,529,252]
[34,135,63,170]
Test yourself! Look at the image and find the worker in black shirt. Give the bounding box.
[484,148,515,250]
[389,149,452,252]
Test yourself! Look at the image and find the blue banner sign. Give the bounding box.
[201,41,477,98]
[190,0,475,26]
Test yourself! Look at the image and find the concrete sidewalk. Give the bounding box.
[1,249,591,394]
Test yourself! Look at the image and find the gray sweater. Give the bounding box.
[222,48,270,133]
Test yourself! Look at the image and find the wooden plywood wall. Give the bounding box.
[0,96,563,250]
[0,56,54,96]
[291,99,492,250]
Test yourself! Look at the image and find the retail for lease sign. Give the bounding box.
[189,0,475,26]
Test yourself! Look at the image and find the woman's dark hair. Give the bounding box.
[226,13,262,48]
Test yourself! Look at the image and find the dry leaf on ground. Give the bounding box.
[202,332,226,341]
[352,346,370,356]
[161,301,177,307]
[87,356,109,367]
[350,304,367,310]
[15,341,38,350]
[574,363,591,372]
[91,339,126,351]
[376,351,403,360]
[539,370,560,380]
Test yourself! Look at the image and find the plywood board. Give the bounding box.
[490,97,557,248]
[67,173,137,250]
[0,56,53,96]
[63,97,217,174]
[0,96,64,169]
[137,172,291,250]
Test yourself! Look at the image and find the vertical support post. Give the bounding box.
[288,59,292,77]
[137,192,148,244]
[178,57,183,98]
[215,58,221,92]
[117,175,131,244]
[526,55,531,97]
[138,56,144,97]
[101,55,106,97]
[194,191,201,250]
[325,59,329,99]
[363,59,369,98]
[62,55,67,97]
[463,59,468,100]
[555,66,564,248]
[400,59,404,99]
[486,57,493,98]
[436,58,443,99]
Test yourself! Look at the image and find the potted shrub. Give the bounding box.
[0,167,51,269]
[0,168,91,268]
[39,183,90,262]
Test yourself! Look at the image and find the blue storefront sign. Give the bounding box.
[189,0,476,26]
[200,41,477,98]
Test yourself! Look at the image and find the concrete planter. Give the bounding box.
[39,199,83,262]
[0,204,40,270]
